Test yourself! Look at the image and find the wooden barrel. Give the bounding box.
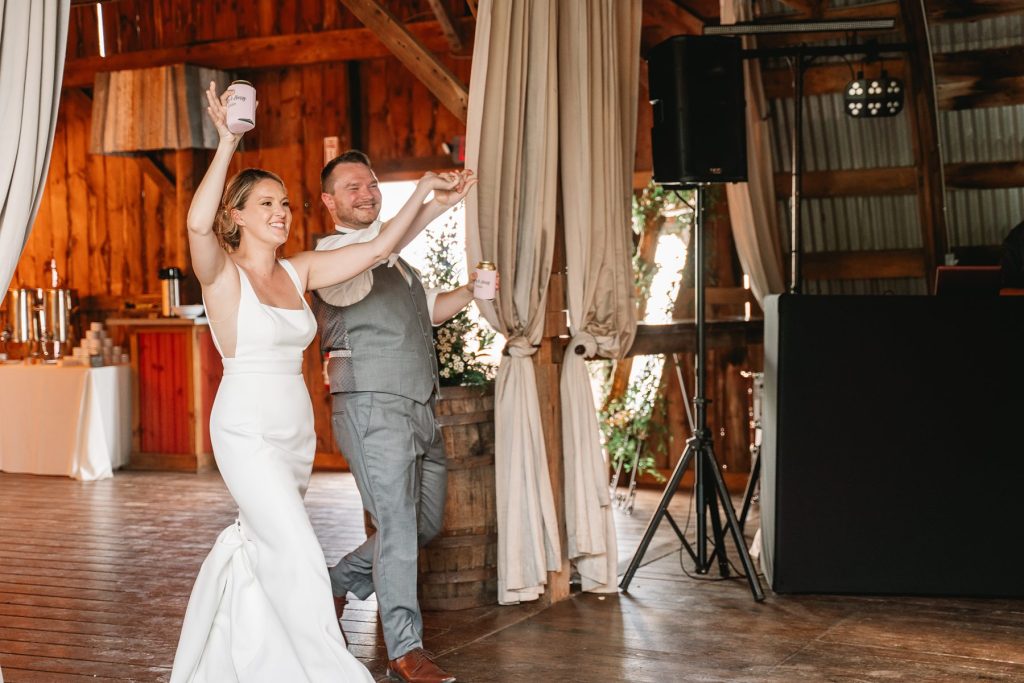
[419,385,497,610]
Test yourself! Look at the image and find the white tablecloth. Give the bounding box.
[0,363,132,480]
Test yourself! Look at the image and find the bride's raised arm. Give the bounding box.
[289,171,461,292]
[187,82,245,287]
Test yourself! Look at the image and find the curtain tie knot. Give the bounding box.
[505,336,538,358]
[570,332,597,357]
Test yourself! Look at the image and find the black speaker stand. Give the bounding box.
[619,184,764,602]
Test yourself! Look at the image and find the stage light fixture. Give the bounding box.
[844,69,903,118]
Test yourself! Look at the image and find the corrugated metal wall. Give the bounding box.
[933,15,1024,248]
[752,1,1024,294]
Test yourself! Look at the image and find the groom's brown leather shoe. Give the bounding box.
[332,593,347,621]
[387,648,455,683]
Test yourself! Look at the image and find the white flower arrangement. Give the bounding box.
[423,211,497,387]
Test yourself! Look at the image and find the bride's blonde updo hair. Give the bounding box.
[214,168,287,251]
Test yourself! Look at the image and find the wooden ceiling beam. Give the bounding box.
[938,77,1024,111]
[642,0,703,49]
[762,62,908,100]
[772,167,917,199]
[945,161,1024,190]
[373,154,458,181]
[772,162,1024,200]
[62,19,474,89]
[803,249,926,280]
[933,45,1024,78]
[927,0,1024,23]
[339,0,468,122]
[935,47,1024,110]
[425,0,464,53]
[763,45,1024,111]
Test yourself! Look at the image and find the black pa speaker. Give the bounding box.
[647,35,747,184]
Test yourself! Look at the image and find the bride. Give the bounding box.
[169,82,461,682]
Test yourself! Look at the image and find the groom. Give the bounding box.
[311,150,477,683]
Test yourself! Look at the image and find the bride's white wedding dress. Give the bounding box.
[170,259,373,682]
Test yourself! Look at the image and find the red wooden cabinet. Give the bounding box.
[111,320,221,472]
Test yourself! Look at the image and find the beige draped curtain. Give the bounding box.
[0,0,70,298]
[557,0,641,593]
[721,0,786,303]
[466,0,642,603]
[465,0,562,605]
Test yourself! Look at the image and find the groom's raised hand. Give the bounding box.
[433,169,477,208]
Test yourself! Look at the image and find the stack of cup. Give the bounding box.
[61,321,127,367]
[77,322,108,366]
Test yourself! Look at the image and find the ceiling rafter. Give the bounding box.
[61,18,473,90]
[425,0,464,53]
[338,0,468,122]
[642,0,704,47]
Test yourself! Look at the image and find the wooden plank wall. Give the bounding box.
[14,0,745,474]
[12,0,471,466]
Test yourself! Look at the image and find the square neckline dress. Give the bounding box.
[170,259,373,682]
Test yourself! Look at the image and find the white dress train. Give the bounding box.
[170,260,373,683]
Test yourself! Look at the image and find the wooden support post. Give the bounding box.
[174,151,195,272]
[534,205,570,606]
[901,0,948,291]
[174,150,207,303]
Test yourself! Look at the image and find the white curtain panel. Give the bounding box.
[721,0,786,303]
[557,0,641,593]
[464,0,562,605]
[0,0,70,299]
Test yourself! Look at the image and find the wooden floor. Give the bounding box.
[1,471,1023,682]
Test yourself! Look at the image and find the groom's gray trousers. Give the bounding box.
[329,390,447,660]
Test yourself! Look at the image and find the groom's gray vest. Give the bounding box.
[312,260,440,404]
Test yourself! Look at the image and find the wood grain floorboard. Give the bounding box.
[2,470,1023,682]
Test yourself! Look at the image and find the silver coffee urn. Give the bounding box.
[3,288,35,359]
[2,287,75,360]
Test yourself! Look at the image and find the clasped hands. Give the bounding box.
[419,170,477,209]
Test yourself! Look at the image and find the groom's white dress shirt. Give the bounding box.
[314,220,440,319]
